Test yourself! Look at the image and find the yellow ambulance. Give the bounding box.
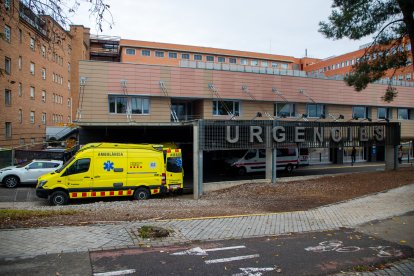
[163,147,184,194]
[36,143,169,205]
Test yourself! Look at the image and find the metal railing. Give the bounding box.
[180,61,414,87]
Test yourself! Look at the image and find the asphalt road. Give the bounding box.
[2,224,412,276]
[0,163,387,203]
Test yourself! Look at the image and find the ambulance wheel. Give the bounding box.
[49,191,69,206]
[285,164,294,174]
[134,188,150,200]
[237,167,247,176]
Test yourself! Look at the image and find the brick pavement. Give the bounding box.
[0,184,413,261]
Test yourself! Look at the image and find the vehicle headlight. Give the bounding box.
[38,180,47,188]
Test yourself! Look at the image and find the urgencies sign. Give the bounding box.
[225,125,385,144]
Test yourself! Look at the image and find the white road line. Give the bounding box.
[171,245,246,255]
[205,246,246,252]
[93,269,136,276]
[205,254,260,264]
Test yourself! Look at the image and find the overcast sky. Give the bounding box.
[71,0,372,59]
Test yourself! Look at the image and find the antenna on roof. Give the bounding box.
[305,48,308,57]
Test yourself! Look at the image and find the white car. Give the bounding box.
[0,160,63,188]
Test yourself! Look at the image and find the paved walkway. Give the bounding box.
[0,184,413,261]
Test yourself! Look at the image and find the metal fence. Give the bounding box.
[13,146,78,165]
[199,120,400,150]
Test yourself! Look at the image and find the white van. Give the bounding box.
[225,148,299,175]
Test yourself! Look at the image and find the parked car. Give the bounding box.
[0,160,63,188]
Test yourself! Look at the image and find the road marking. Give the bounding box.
[172,245,246,256]
[93,269,136,276]
[233,266,278,276]
[205,254,260,264]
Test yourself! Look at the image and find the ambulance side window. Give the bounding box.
[244,150,256,160]
[65,158,91,175]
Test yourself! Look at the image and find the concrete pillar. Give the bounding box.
[193,123,200,199]
[265,148,276,184]
[385,145,399,170]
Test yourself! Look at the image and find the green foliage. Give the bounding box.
[319,0,414,102]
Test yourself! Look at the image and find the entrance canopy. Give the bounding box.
[199,120,401,150]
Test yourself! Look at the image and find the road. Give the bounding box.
[0,163,387,202]
[1,215,413,275]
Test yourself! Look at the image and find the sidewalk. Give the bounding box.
[0,184,413,260]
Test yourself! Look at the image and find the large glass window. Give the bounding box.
[155,51,164,58]
[398,108,409,120]
[307,104,325,118]
[229,58,237,64]
[181,53,190,59]
[240,58,247,65]
[109,96,127,113]
[274,103,295,118]
[109,96,149,114]
[131,97,150,114]
[169,52,177,59]
[141,50,150,56]
[218,57,225,63]
[194,54,202,61]
[377,107,391,119]
[352,106,368,119]
[206,56,214,62]
[213,101,240,116]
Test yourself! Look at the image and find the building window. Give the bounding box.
[250,60,258,66]
[281,63,288,69]
[67,98,71,107]
[377,107,391,120]
[30,37,35,50]
[155,51,164,58]
[261,61,268,67]
[5,57,11,74]
[108,96,150,114]
[41,90,46,102]
[181,53,190,59]
[271,62,278,68]
[274,103,295,118]
[352,106,370,119]
[169,52,177,59]
[18,82,22,97]
[4,25,11,42]
[5,122,12,138]
[397,108,409,120]
[307,104,326,118]
[68,62,71,72]
[30,111,35,123]
[406,73,411,80]
[5,89,11,105]
[18,28,22,43]
[41,68,46,80]
[240,58,247,65]
[213,100,240,116]
[229,58,237,64]
[218,57,225,63]
[109,96,127,113]
[30,62,35,75]
[31,138,35,144]
[125,48,136,55]
[131,97,150,114]
[141,50,150,56]
[41,45,46,57]
[42,113,46,124]
[4,0,10,10]
[68,80,71,91]
[30,86,35,99]
[206,56,214,62]
[18,109,22,123]
[398,75,403,81]
[194,54,202,61]
[18,56,22,70]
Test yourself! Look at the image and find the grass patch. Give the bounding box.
[0,209,79,221]
[138,225,171,238]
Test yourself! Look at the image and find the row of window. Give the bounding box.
[6,56,67,86]
[125,48,289,69]
[107,96,413,120]
[4,87,71,106]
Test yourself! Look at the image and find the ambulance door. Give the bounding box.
[93,151,127,191]
[63,157,93,191]
[165,149,183,190]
